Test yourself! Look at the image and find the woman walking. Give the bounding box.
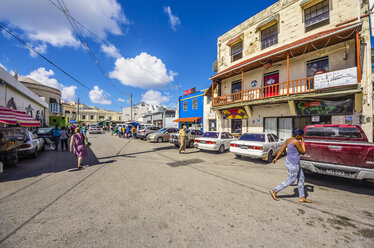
[60,126,69,152]
[70,127,88,169]
[52,125,60,151]
[270,129,312,203]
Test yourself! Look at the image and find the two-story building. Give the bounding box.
[175,88,205,131]
[206,0,373,141]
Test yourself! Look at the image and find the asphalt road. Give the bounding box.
[0,133,373,248]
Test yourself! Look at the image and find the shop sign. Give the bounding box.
[296,99,353,116]
[314,67,357,90]
[184,87,196,96]
[223,108,247,119]
[311,116,320,122]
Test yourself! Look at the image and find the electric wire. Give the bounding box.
[0,22,122,109]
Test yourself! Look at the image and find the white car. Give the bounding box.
[88,125,104,134]
[18,131,45,158]
[194,131,236,153]
[230,133,283,163]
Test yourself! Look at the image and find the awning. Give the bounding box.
[173,117,201,123]
[256,14,279,29]
[226,33,243,46]
[210,22,361,81]
[0,106,41,127]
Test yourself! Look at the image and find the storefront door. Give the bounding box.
[264,118,277,135]
[231,119,242,133]
[278,118,292,141]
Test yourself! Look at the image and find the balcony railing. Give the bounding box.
[212,77,315,107]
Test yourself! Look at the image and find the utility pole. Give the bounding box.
[130,93,133,121]
[77,98,80,122]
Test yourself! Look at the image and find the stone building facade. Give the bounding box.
[207,0,373,141]
[18,76,63,126]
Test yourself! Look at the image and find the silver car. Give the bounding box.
[137,126,161,140]
[147,127,179,143]
[18,130,45,158]
[194,131,236,153]
[169,129,203,148]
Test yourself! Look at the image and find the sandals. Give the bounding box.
[269,190,279,201]
[299,197,312,203]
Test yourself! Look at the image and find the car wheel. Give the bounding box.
[267,150,273,163]
[218,145,224,154]
[144,134,148,140]
[157,137,163,143]
[235,154,242,158]
[188,140,194,148]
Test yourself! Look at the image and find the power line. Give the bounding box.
[47,0,178,90]
[0,22,122,109]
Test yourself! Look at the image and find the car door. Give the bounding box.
[267,134,275,153]
[271,134,282,153]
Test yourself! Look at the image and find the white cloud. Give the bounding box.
[109,52,177,89]
[0,63,7,71]
[89,85,112,105]
[28,43,47,58]
[141,90,170,106]
[0,0,127,52]
[163,6,181,31]
[100,44,121,58]
[117,98,125,102]
[26,67,77,101]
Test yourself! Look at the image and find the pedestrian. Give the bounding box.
[60,126,69,152]
[52,124,60,151]
[70,127,88,169]
[132,126,136,138]
[71,125,76,134]
[126,125,130,138]
[270,129,312,203]
[82,123,87,136]
[178,126,187,154]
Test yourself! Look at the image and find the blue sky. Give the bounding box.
[0,0,278,111]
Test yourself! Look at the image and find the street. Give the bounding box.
[0,133,373,248]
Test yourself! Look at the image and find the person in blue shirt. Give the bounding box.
[126,125,131,138]
[52,124,61,151]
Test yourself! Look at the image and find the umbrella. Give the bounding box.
[0,106,41,127]
[70,119,78,124]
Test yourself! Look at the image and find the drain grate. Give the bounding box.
[167,158,204,167]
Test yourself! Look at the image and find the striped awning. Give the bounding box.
[0,106,41,127]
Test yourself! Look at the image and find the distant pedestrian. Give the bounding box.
[126,125,131,138]
[132,126,136,138]
[179,126,187,154]
[270,129,312,203]
[52,124,60,151]
[60,126,69,152]
[70,127,88,169]
[82,123,87,136]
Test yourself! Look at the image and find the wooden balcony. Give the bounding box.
[212,77,315,107]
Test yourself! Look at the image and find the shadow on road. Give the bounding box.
[0,146,113,183]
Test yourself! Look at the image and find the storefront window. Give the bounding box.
[209,120,216,131]
[231,119,242,134]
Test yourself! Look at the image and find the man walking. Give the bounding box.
[179,126,187,154]
[52,124,60,151]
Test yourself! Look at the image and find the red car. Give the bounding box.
[300,124,374,185]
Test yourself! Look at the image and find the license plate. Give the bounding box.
[325,169,347,177]
[241,145,249,149]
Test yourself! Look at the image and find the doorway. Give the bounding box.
[278,118,292,141]
[264,117,277,135]
[231,119,242,134]
[264,71,279,97]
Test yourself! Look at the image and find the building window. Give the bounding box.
[261,24,278,49]
[59,104,63,114]
[306,57,329,77]
[304,0,329,31]
[183,101,187,111]
[90,115,94,120]
[231,80,242,93]
[82,115,86,120]
[72,112,76,119]
[99,116,104,120]
[118,116,122,120]
[209,120,216,131]
[109,117,112,120]
[192,99,198,109]
[50,103,58,113]
[231,41,243,62]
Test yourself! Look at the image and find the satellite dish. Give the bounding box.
[212,60,218,72]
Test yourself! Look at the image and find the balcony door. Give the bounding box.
[264,71,279,97]
[231,80,242,102]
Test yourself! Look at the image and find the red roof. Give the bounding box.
[211,23,360,80]
[226,33,243,46]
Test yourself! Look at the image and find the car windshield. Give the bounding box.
[157,128,167,133]
[37,128,52,134]
[202,132,219,138]
[240,134,265,142]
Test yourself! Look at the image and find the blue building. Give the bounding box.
[175,88,204,131]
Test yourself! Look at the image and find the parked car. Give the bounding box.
[36,127,54,140]
[169,129,203,148]
[230,133,283,163]
[300,124,374,186]
[137,125,161,140]
[194,131,235,153]
[18,130,45,158]
[147,127,179,143]
[88,125,104,134]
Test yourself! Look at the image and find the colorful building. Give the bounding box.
[175,88,205,131]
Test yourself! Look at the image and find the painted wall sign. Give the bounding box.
[314,67,357,90]
[184,87,197,96]
[296,99,353,116]
[251,80,258,87]
[223,108,247,119]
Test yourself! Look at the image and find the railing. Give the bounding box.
[212,77,314,107]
